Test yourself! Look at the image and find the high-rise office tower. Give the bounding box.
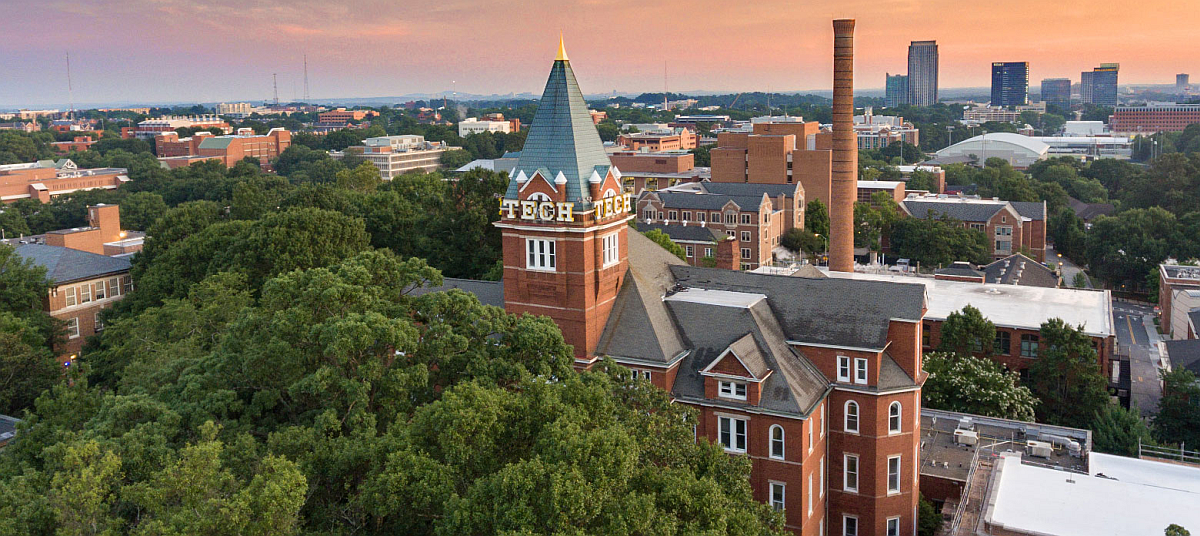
[885,73,908,107]
[990,62,1029,107]
[906,40,939,107]
[1081,63,1119,106]
[1041,78,1072,109]
[1178,74,1190,93]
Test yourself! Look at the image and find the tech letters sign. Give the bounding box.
[501,193,631,222]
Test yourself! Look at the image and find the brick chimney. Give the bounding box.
[715,236,738,270]
[829,19,857,273]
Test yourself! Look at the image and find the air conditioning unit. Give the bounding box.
[954,429,979,446]
[1027,440,1053,459]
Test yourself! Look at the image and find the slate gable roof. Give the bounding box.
[700,182,803,199]
[901,200,1006,222]
[983,254,1059,288]
[646,191,768,211]
[14,244,130,284]
[935,262,985,279]
[593,231,689,365]
[1164,339,1200,377]
[507,54,611,207]
[1010,201,1046,221]
[410,278,505,308]
[668,265,926,350]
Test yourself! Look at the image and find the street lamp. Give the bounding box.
[815,233,828,265]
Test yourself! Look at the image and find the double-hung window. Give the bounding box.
[740,248,751,260]
[718,416,747,453]
[108,277,120,297]
[886,517,900,536]
[769,481,785,511]
[80,284,92,304]
[845,401,859,433]
[1021,334,1039,358]
[718,381,747,400]
[769,425,785,459]
[94,280,106,300]
[526,239,556,270]
[66,317,80,339]
[889,402,902,434]
[601,234,619,267]
[837,356,851,381]
[854,357,868,384]
[64,287,77,307]
[741,214,752,224]
[843,515,859,536]
[887,455,901,494]
[843,454,859,493]
[740,231,751,242]
[685,245,694,257]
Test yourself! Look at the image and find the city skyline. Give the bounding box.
[3,0,1198,107]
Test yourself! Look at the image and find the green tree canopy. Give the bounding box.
[1027,319,1110,428]
[890,214,990,268]
[938,305,996,357]
[1153,368,1200,449]
[805,198,829,237]
[641,228,687,261]
[1091,404,1154,457]
[922,352,1036,421]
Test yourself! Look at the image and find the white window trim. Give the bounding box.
[718,415,747,454]
[886,517,900,536]
[66,317,80,339]
[820,456,825,497]
[601,233,620,268]
[843,514,859,536]
[887,455,902,495]
[525,238,556,271]
[837,355,850,382]
[769,424,785,460]
[844,453,859,493]
[854,357,868,385]
[807,473,813,515]
[807,418,813,454]
[718,380,747,401]
[769,480,785,511]
[844,401,859,434]
[889,401,902,434]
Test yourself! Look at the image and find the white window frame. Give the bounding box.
[740,231,751,242]
[94,280,106,300]
[64,286,77,307]
[107,277,120,297]
[844,453,859,493]
[769,424,785,460]
[525,238,556,271]
[807,473,813,515]
[837,356,850,381]
[94,311,104,332]
[820,456,825,497]
[80,283,92,303]
[888,455,901,494]
[740,247,751,260]
[718,415,747,453]
[844,401,859,433]
[644,209,654,220]
[769,480,785,511]
[886,517,900,536]
[718,381,747,401]
[854,357,868,385]
[601,233,620,267]
[704,246,713,257]
[66,317,80,339]
[843,515,859,536]
[889,401,902,434]
[685,245,694,257]
[807,418,813,454]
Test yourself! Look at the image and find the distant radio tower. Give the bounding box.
[65,52,74,117]
[273,73,279,106]
[303,55,310,102]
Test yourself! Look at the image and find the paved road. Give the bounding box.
[1045,244,1089,288]
[1113,301,1163,416]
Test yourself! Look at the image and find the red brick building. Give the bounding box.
[899,195,1047,262]
[156,128,291,169]
[616,128,698,151]
[0,159,129,204]
[710,119,834,209]
[428,36,928,536]
[1109,104,1200,135]
[10,204,137,363]
[636,181,805,270]
[317,108,376,124]
[50,136,97,154]
[123,115,231,140]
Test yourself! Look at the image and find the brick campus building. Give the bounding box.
[428,28,926,536]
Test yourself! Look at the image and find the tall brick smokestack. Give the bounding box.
[830,19,857,273]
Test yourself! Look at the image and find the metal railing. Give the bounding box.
[1140,441,1200,465]
[945,447,982,535]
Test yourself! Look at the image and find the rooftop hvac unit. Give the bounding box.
[957,417,974,430]
[1027,440,1053,459]
[954,429,979,446]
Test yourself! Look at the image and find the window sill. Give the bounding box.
[524,266,557,273]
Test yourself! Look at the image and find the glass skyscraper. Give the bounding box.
[1041,78,1072,109]
[990,62,1029,107]
[1082,63,1119,106]
[885,73,908,108]
[906,41,939,107]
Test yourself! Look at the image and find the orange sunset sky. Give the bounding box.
[2,0,1197,106]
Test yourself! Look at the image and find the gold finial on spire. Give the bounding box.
[556,32,569,61]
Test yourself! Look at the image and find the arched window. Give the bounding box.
[770,425,785,460]
[845,401,859,433]
[527,192,552,202]
[889,402,902,434]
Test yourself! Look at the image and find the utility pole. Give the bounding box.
[272,73,279,106]
[65,52,74,118]
[303,54,310,103]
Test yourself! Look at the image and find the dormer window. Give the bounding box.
[718,380,747,400]
[837,356,851,382]
[854,358,868,385]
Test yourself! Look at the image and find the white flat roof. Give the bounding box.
[824,271,1114,337]
[857,180,903,188]
[988,453,1200,536]
[665,288,765,309]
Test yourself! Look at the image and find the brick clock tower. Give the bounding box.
[496,37,633,366]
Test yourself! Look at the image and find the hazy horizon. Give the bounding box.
[4,0,1197,108]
